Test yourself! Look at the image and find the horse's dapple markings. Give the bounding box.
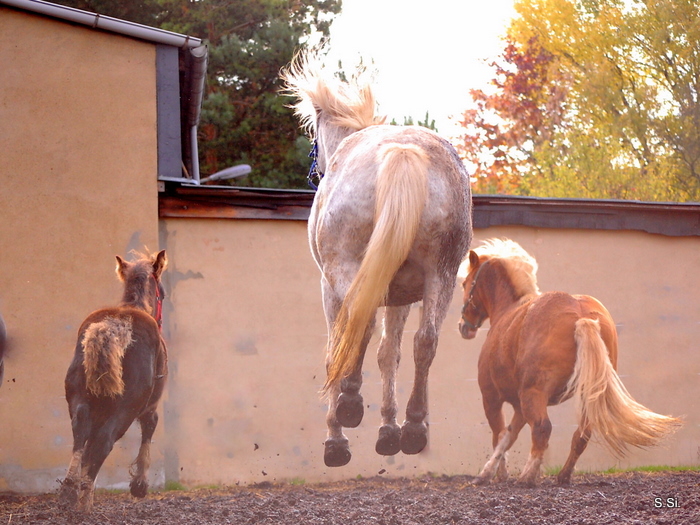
[282,47,472,467]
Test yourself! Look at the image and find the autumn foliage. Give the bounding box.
[457,0,700,202]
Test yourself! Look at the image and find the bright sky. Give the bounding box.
[325,0,517,139]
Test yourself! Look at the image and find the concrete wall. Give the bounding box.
[160,218,700,488]
[0,9,160,492]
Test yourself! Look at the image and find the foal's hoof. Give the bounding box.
[375,424,401,456]
[400,421,428,455]
[58,479,79,507]
[336,392,364,428]
[324,437,352,467]
[130,478,149,498]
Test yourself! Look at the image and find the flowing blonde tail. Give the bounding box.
[565,318,682,456]
[324,144,429,394]
[83,316,133,397]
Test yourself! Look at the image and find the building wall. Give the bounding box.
[0,9,160,491]
[160,218,700,488]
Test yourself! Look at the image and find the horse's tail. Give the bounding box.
[564,318,681,456]
[324,143,429,394]
[82,316,133,398]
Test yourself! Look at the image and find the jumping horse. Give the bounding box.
[60,250,168,510]
[283,49,472,467]
[459,239,681,485]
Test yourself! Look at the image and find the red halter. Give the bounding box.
[153,274,163,331]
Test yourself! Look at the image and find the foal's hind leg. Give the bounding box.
[60,403,91,506]
[557,422,592,485]
[129,409,158,498]
[375,305,410,456]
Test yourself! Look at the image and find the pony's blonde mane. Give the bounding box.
[472,239,540,299]
[281,48,385,137]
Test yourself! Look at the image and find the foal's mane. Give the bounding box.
[117,251,160,310]
[473,239,540,299]
[281,49,385,137]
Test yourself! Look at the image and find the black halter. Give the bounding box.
[461,261,490,331]
[307,140,324,190]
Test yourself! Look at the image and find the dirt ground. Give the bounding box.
[1,471,698,524]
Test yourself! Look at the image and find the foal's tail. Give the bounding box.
[324,143,429,394]
[565,318,681,456]
[82,316,133,397]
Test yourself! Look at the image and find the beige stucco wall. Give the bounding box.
[160,218,700,488]
[0,9,159,491]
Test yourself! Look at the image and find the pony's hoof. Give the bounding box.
[375,424,401,456]
[324,438,352,467]
[556,473,572,485]
[516,476,538,487]
[472,476,491,486]
[130,478,149,498]
[336,392,364,428]
[400,421,428,455]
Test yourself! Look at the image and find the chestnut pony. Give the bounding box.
[459,239,680,486]
[60,250,168,510]
[283,50,472,467]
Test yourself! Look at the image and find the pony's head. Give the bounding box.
[116,250,167,323]
[459,239,539,339]
[281,47,385,175]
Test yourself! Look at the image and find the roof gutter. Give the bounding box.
[0,0,203,48]
[2,0,209,184]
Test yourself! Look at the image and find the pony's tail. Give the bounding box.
[323,143,429,395]
[82,316,133,398]
[564,318,682,457]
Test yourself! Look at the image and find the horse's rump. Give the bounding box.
[82,315,133,397]
[324,140,431,391]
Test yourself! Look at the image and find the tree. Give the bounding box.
[458,0,700,201]
[52,0,341,188]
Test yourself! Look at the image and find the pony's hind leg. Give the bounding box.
[130,409,159,498]
[518,390,552,486]
[375,305,410,456]
[474,401,526,485]
[557,422,592,485]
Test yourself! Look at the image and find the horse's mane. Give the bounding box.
[281,48,385,137]
[472,239,540,299]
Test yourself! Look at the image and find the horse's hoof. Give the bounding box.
[375,424,401,456]
[130,478,149,498]
[336,392,364,428]
[400,421,428,455]
[324,438,352,467]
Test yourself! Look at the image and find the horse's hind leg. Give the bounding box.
[130,409,158,498]
[557,422,591,485]
[375,305,410,456]
[336,316,375,428]
[400,275,451,455]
